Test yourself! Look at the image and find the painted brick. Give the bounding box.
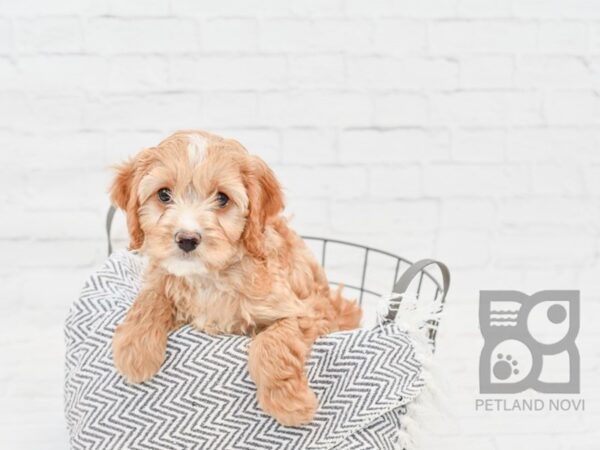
[430,91,542,126]
[86,19,199,54]
[459,56,513,88]
[515,56,594,89]
[452,129,506,162]
[0,18,12,54]
[275,166,368,199]
[330,200,439,233]
[373,93,429,127]
[202,19,258,52]
[259,91,373,127]
[281,129,336,164]
[19,56,107,92]
[0,0,105,15]
[457,0,511,18]
[169,56,287,90]
[0,1,599,448]
[347,57,459,89]
[171,0,291,16]
[368,165,422,198]
[544,91,600,125]
[532,164,586,195]
[288,55,345,88]
[0,57,21,89]
[436,229,490,268]
[539,21,588,53]
[424,164,530,197]
[83,93,203,131]
[430,21,538,54]
[107,56,169,92]
[440,198,496,228]
[107,0,170,16]
[372,20,427,54]
[507,128,600,162]
[339,129,451,163]
[15,17,82,53]
[203,92,259,127]
[346,0,458,18]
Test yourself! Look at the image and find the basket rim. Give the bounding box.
[301,235,444,296]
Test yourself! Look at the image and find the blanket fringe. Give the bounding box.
[377,293,448,450]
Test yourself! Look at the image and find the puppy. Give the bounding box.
[110,130,362,426]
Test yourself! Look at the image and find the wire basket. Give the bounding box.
[301,236,449,346]
[106,207,450,346]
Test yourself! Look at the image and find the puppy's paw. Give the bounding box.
[257,380,318,426]
[112,323,166,384]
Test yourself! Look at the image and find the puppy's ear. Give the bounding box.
[242,156,284,258]
[110,158,144,250]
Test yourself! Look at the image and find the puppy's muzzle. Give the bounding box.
[175,231,201,253]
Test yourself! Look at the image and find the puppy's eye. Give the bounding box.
[157,188,173,204]
[216,191,229,208]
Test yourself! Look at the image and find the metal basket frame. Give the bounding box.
[302,236,449,346]
[303,236,443,304]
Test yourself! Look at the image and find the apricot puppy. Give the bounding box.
[110,130,362,426]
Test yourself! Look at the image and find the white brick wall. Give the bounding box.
[1,1,599,448]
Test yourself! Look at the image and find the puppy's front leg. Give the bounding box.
[113,289,176,383]
[248,317,318,426]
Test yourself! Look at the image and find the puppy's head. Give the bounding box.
[110,130,284,276]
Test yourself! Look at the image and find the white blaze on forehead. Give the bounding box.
[187,134,208,166]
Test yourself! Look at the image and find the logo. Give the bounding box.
[479,290,580,394]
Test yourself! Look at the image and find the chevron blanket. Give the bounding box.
[64,251,425,449]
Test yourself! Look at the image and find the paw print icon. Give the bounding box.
[479,290,580,394]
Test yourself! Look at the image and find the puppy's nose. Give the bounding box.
[175,231,201,253]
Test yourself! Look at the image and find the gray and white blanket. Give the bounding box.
[64,251,425,449]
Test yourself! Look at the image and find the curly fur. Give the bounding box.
[110,130,362,426]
